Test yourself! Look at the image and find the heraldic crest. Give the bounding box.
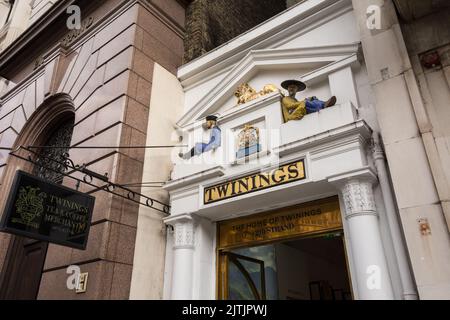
[15,186,46,224]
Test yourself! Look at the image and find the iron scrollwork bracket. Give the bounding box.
[9,146,171,215]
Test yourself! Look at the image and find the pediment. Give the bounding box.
[177,43,360,128]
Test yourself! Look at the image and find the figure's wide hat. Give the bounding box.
[206,115,218,121]
[281,80,306,91]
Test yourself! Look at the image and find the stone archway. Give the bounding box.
[0,93,75,299]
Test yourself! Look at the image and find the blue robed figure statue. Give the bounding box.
[179,115,221,160]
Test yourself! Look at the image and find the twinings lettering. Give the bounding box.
[1,171,95,249]
[218,197,342,249]
[204,160,305,204]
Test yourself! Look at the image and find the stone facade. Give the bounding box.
[352,0,450,299]
[0,0,449,301]
[0,0,32,52]
[164,0,450,301]
[397,2,450,232]
[0,0,185,299]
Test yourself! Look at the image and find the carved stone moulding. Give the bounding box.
[234,83,279,105]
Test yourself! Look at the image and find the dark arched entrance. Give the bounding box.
[0,94,75,299]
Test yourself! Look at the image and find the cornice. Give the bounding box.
[163,213,195,226]
[217,92,281,126]
[163,166,225,192]
[0,0,76,72]
[328,166,378,185]
[139,0,186,39]
[274,120,373,158]
[0,0,186,75]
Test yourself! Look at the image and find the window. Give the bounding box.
[33,117,75,184]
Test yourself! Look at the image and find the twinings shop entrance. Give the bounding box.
[217,196,353,300]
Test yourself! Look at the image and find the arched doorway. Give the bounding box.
[0,94,75,299]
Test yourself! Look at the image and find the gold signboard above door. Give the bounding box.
[217,197,342,249]
[204,160,306,205]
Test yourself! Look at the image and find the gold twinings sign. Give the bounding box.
[204,160,305,204]
[218,197,342,249]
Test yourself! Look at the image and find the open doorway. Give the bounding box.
[219,232,352,300]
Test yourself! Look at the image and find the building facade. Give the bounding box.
[0,0,186,299]
[163,0,450,300]
[0,0,449,300]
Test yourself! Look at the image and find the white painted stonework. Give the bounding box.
[163,0,417,300]
[130,63,185,300]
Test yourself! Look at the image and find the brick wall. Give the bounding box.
[184,0,287,62]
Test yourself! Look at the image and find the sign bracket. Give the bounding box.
[8,146,170,215]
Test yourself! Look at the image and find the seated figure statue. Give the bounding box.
[281,80,337,123]
[178,115,221,160]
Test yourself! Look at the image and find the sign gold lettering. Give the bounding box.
[1,171,95,250]
[218,196,342,249]
[204,160,306,204]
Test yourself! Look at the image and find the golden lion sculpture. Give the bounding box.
[234,83,279,105]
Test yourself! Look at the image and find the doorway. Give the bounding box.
[218,232,352,300]
[217,196,353,300]
[0,116,74,299]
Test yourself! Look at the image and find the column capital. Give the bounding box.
[371,133,386,161]
[164,214,195,249]
[328,167,378,219]
[341,179,377,218]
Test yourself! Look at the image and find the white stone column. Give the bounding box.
[330,169,394,300]
[372,134,418,300]
[164,214,195,300]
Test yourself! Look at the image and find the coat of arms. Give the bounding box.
[234,83,279,105]
[236,124,262,158]
[15,186,46,223]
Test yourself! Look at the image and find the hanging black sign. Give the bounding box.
[0,170,95,250]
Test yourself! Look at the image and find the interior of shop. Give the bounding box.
[224,233,352,300]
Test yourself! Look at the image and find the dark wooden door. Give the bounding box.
[0,237,48,299]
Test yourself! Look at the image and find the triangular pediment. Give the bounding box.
[177,43,360,128]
